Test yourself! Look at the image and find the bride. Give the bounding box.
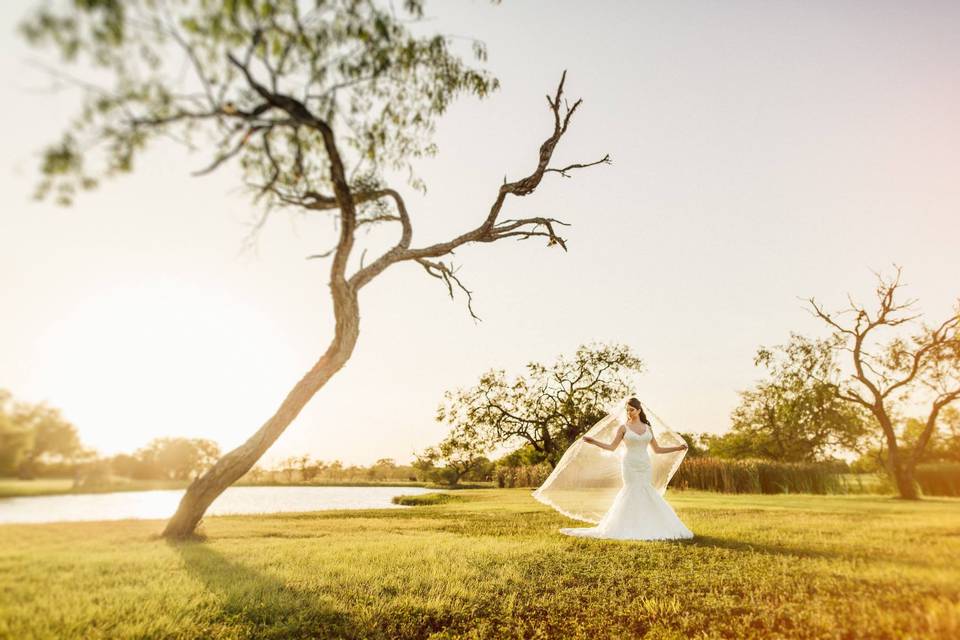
[533,397,694,541]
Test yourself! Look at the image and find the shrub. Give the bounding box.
[392,493,465,506]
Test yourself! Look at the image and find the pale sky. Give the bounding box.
[2,0,958,467]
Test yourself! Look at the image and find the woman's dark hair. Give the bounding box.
[627,397,650,425]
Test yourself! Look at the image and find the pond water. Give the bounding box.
[0,485,439,525]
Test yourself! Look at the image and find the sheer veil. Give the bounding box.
[532,395,688,524]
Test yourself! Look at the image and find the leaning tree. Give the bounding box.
[21,0,610,536]
[808,268,960,499]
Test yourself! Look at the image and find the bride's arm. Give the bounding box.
[650,433,688,454]
[583,425,625,451]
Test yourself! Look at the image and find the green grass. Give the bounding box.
[0,478,190,498]
[1,490,958,639]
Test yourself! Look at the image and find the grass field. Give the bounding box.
[1,489,958,639]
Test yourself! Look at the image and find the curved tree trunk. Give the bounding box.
[872,411,919,500]
[162,293,360,538]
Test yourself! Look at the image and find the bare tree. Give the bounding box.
[21,1,610,536]
[808,268,960,498]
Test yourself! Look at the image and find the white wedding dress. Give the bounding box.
[558,425,694,541]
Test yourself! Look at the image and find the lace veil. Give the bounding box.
[532,395,687,524]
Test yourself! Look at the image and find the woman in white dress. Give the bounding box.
[534,397,694,541]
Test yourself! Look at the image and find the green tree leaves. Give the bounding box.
[0,389,86,478]
[435,343,645,467]
[708,335,870,463]
[21,0,498,206]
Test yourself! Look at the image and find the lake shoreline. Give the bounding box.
[0,485,448,525]
[0,477,487,499]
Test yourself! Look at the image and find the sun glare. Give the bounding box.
[27,278,299,456]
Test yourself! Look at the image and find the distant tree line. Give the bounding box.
[423,286,960,497]
[0,390,433,487]
[0,389,88,478]
[101,438,221,482]
[246,456,422,485]
[0,389,221,483]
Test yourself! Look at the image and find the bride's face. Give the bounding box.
[626,405,639,421]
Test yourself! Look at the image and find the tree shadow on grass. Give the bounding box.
[169,540,356,640]
[169,539,479,640]
[680,534,852,562]
[684,533,949,572]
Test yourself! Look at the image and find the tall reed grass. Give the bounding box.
[916,463,960,497]
[499,458,883,495]
[497,458,960,496]
[495,463,552,488]
[671,458,848,494]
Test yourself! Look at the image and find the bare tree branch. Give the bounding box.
[545,154,611,177]
[416,258,479,321]
[347,72,608,317]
